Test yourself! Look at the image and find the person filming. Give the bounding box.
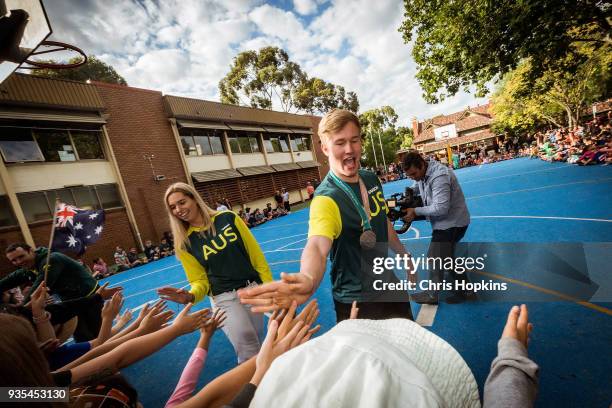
[402,151,471,304]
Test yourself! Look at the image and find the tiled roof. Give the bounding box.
[414,103,492,144]
[421,129,496,153]
[164,95,313,129]
[455,115,492,132]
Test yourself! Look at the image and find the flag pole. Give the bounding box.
[44,198,61,283]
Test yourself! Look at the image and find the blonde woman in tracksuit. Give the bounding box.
[158,182,272,363]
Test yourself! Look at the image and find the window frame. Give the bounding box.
[16,184,124,223]
[1,126,106,164]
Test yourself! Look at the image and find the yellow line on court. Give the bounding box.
[473,270,612,316]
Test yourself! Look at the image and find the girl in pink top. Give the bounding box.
[165,309,226,408]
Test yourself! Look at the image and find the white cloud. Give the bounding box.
[294,0,318,15]
[43,0,489,123]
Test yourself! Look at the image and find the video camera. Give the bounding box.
[386,187,425,234]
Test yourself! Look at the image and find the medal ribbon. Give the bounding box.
[328,171,372,231]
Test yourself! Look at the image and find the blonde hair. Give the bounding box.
[164,182,217,254]
[318,109,361,144]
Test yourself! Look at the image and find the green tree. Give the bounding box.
[32,55,127,85]
[399,0,611,103]
[219,47,359,113]
[492,43,611,132]
[359,106,404,168]
[219,47,305,111]
[398,126,414,149]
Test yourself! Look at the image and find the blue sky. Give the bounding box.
[44,0,488,126]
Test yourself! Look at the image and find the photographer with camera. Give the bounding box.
[402,151,471,304]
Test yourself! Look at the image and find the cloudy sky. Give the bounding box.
[44,0,488,126]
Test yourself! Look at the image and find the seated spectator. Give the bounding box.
[576,144,600,165]
[113,246,131,271]
[144,240,160,262]
[127,248,146,267]
[159,238,173,257]
[263,203,275,220]
[254,209,265,225]
[163,231,175,251]
[216,201,229,211]
[92,257,111,280]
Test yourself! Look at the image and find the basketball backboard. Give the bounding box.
[0,0,52,84]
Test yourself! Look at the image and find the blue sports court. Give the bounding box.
[101,157,612,407]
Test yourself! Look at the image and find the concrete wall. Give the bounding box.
[185,155,231,172]
[5,161,116,193]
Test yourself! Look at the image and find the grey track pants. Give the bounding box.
[211,285,264,363]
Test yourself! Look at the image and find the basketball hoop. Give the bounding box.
[17,40,87,70]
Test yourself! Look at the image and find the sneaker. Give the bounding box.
[410,292,439,305]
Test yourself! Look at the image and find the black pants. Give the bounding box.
[334,299,413,323]
[425,225,469,298]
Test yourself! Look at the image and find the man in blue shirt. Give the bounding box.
[402,151,471,304]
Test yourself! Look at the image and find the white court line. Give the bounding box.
[254,221,308,231]
[410,226,420,239]
[467,178,612,200]
[275,238,308,250]
[125,279,187,299]
[112,264,181,285]
[472,215,612,223]
[269,260,301,266]
[264,247,303,254]
[478,165,482,169]
[259,233,307,244]
[400,236,432,242]
[415,304,438,327]
[460,162,569,185]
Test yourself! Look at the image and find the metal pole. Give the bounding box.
[377,128,387,173]
[44,199,60,283]
[369,128,379,170]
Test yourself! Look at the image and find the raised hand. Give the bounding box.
[157,286,194,304]
[201,309,226,337]
[139,305,174,334]
[102,292,124,321]
[276,300,320,342]
[252,317,311,385]
[502,304,533,349]
[239,272,314,313]
[349,301,359,319]
[116,309,133,328]
[171,303,210,335]
[97,282,123,300]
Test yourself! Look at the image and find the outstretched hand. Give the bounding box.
[239,273,314,313]
[97,282,123,300]
[102,292,124,321]
[253,315,311,386]
[502,304,533,349]
[139,301,174,334]
[157,286,194,304]
[171,303,210,335]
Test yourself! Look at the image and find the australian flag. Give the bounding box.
[51,203,105,255]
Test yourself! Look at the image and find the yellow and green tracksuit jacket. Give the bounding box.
[178,211,272,303]
[308,169,394,303]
